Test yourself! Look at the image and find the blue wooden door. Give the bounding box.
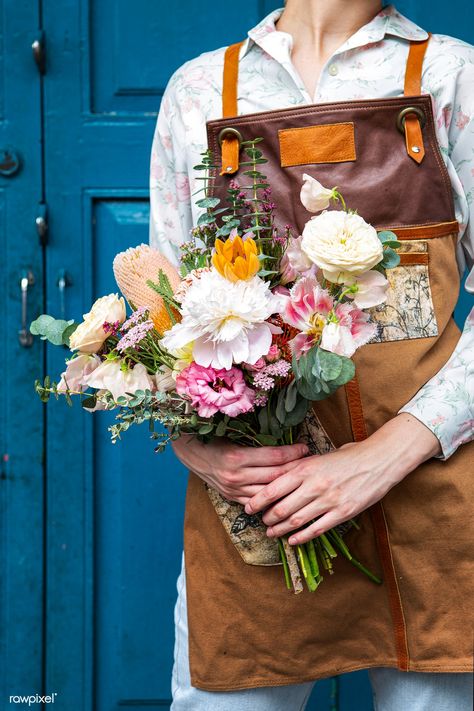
[0,0,45,703]
[2,1,471,710]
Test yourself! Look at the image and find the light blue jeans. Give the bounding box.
[171,556,473,711]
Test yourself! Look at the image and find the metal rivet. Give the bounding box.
[411,146,421,153]
[328,64,338,76]
[226,166,233,172]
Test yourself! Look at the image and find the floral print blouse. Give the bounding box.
[149,4,474,459]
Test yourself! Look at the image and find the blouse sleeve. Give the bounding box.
[149,73,193,267]
[398,64,474,459]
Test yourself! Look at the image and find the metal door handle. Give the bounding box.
[18,271,35,348]
[57,269,72,319]
[32,31,46,74]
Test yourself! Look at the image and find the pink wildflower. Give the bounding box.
[176,363,255,418]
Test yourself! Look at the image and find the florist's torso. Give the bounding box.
[152,5,474,692]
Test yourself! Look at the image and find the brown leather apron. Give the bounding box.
[183,36,474,690]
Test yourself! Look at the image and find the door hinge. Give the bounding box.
[36,203,48,245]
[32,30,46,75]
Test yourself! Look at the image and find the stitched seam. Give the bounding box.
[207,94,435,127]
[380,503,410,668]
[190,663,473,691]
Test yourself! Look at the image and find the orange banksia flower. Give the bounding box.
[113,244,181,335]
[212,235,260,282]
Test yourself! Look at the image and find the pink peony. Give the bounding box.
[176,363,255,418]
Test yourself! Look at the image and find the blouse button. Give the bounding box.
[328,64,339,76]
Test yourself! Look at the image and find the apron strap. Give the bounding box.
[219,34,432,172]
[219,41,245,175]
[402,34,431,164]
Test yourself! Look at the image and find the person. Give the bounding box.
[149,2,474,709]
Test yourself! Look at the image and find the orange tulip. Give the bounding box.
[212,235,260,282]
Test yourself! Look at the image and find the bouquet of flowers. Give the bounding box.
[32,138,401,593]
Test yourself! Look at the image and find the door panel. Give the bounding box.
[37,2,473,711]
[0,0,44,702]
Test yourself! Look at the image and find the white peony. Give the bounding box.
[69,294,126,353]
[301,211,383,283]
[161,270,282,371]
[300,173,335,213]
[83,360,153,401]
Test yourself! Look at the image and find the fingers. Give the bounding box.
[233,442,309,467]
[244,471,301,514]
[262,487,318,527]
[265,500,323,537]
[288,510,342,545]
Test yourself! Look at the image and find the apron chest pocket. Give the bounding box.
[368,239,438,342]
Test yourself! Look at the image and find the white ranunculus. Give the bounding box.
[301,210,383,283]
[69,294,126,353]
[300,173,335,213]
[83,360,152,401]
[161,270,282,371]
[57,353,101,392]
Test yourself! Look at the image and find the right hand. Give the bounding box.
[171,434,309,505]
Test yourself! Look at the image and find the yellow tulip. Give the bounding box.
[212,235,260,282]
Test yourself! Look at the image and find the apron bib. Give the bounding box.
[183,35,474,690]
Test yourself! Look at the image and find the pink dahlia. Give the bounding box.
[176,363,255,418]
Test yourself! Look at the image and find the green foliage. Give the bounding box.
[146,269,180,325]
[30,314,78,346]
[377,230,401,271]
[292,346,355,401]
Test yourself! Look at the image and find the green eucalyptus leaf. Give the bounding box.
[30,314,55,335]
[380,247,401,269]
[195,197,220,209]
[198,422,214,435]
[215,420,227,437]
[284,396,310,428]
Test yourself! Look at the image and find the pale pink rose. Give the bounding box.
[300,174,335,213]
[176,363,255,418]
[280,235,316,285]
[242,357,266,373]
[57,353,101,393]
[84,360,153,401]
[321,303,377,357]
[347,270,389,308]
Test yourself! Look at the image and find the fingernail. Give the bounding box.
[288,536,296,545]
[244,504,251,513]
[267,527,274,537]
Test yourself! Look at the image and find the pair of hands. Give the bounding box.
[171,413,440,545]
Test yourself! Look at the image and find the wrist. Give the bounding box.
[364,413,441,473]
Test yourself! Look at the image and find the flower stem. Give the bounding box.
[278,538,292,590]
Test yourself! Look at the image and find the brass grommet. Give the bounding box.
[218,127,243,147]
[396,106,426,134]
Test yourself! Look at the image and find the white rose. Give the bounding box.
[300,174,335,213]
[69,294,126,353]
[83,360,152,401]
[301,210,383,283]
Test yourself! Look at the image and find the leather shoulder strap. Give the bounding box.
[222,41,244,117]
[404,34,431,96]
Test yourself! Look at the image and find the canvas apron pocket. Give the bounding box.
[369,239,438,342]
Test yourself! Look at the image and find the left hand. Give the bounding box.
[244,413,441,545]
